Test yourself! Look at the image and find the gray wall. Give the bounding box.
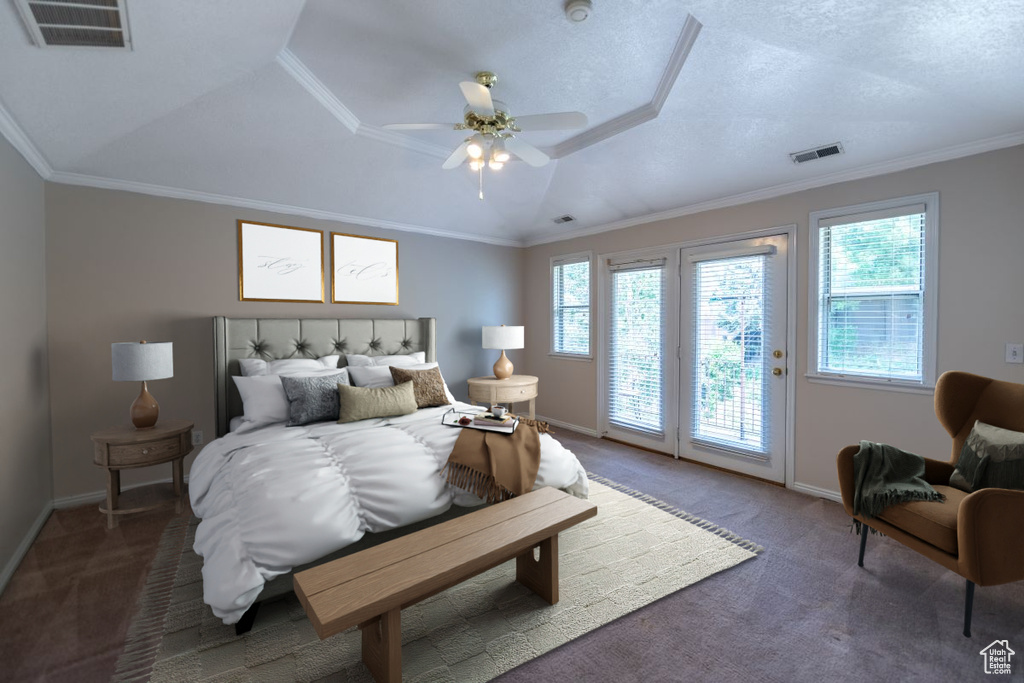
[0,135,52,576]
[45,185,524,500]
[524,145,1024,495]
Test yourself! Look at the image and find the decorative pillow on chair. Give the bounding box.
[389,366,451,408]
[280,371,351,426]
[337,381,418,423]
[950,420,1024,492]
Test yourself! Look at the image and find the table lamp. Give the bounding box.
[112,341,173,429]
[482,325,524,380]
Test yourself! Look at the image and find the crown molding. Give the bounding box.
[276,48,360,133]
[278,48,451,160]
[47,170,522,247]
[0,97,53,179]
[524,131,1024,246]
[549,14,702,160]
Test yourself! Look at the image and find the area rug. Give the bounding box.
[113,475,762,683]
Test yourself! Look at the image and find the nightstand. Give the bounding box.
[467,375,538,419]
[91,419,194,529]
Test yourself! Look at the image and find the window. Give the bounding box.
[808,193,938,389]
[551,253,591,357]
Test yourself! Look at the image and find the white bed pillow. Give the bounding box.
[239,355,340,377]
[233,369,348,426]
[345,352,425,368]
[347,362,456,404]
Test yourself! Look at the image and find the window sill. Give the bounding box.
[548,352,593,362]
[805,373,935,395]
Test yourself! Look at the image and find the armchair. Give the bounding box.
[837,371,1024,637]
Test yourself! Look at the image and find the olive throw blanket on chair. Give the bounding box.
[443,419,549,503]
[852,440,945,519]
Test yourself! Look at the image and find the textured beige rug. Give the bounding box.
[113,476,762,682]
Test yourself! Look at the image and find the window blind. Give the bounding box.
[692,254,768,453]
[552,256,590,356]
[608,259,665,435]
[817,207,926,381]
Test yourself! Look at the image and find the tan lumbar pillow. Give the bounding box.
[337,380,417,423]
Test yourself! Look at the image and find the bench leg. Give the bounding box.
[516,534,559,605]
[360,607,401,683]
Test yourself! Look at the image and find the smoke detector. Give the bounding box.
[565,0,592,23]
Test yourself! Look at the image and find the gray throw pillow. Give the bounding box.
[280,372,350,426]
[950,420,1024,492]
[337,381,418,423]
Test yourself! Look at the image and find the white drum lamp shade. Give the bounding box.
[482,325,524,380]
[112,341,173,429]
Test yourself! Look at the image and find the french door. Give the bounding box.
[679,235,789,482]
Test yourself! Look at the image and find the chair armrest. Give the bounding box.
[957,488,1024,586]
[836,445,859,517]
[922,457,955,485]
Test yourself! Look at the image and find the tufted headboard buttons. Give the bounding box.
[213,317,436,436]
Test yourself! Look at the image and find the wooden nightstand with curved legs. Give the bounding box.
[467,375,538,419]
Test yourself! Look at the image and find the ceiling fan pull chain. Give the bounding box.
[478,165,484,200]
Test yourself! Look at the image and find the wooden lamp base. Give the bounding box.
[492,350,514,380]
[130,380,160,429]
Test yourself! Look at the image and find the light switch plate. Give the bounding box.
[192,430,204,446]
[1007,343,1023,364]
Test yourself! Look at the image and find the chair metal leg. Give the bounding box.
[964,580,975,638]
[858,525,868,567]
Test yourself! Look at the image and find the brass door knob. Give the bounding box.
[772,368,783,376]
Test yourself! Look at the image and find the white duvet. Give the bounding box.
[189,403,589,624]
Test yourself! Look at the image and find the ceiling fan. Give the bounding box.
[384,71,588,173]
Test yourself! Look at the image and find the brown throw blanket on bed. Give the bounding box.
[443,418,550,503]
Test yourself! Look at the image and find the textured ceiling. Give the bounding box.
[1,0,1022,246]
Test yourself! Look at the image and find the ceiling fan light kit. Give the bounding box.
[384,70,589,199]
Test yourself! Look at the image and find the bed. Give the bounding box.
[190,317,589,625]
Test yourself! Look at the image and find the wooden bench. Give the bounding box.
[293,486,597,683]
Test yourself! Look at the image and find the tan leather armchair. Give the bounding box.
[837,371,1024,637]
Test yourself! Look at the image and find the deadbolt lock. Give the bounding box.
[772,350,784,359]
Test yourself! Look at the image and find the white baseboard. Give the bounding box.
[535,415,600,438]
[790,482,843,503]
[53,474,191,510]
[0,501,54,596]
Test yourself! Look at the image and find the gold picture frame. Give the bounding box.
[238,220,324,303]
[331,232,399,305]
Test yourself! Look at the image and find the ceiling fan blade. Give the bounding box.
[382,123,457,130]
[459,81,495,116]
[442,140,471,170]
[504,137,550,167]
[511,112,589,131]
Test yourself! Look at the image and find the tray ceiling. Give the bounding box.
[1,0,1022,246]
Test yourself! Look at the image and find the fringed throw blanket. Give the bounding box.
[853,440,945,519]
[443,419,549,503]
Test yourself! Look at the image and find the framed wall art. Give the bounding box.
[331,232,399,305]
[238,220,324,303]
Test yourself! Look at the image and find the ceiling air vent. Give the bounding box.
[790,142,844,164]
[15,0,131,49]
[553,214,576,224]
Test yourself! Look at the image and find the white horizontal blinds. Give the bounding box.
[552,256,590,355]
[692,254,768,453]
[818,205,926,381]
[608,259,665,435]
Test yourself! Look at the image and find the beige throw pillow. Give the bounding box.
[389,365,451,408]
[337,380,417,423]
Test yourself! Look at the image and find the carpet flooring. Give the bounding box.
[2,430,1023,682]
[113,478,760,682]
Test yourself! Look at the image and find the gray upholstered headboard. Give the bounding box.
[213,317,436,436]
